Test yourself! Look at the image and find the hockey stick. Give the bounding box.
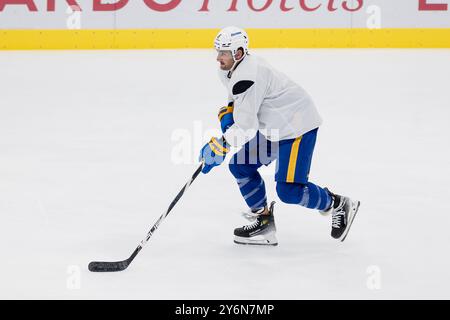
[88,162,204,272]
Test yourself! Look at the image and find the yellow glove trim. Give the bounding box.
[210,137,230,156]
[218,106,234,122]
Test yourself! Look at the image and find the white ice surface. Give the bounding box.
[0,49,449,299]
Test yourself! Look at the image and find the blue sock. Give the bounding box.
[276,181,332,211]
[236,173,267,210]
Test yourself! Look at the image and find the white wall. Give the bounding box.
[0,0,449,29]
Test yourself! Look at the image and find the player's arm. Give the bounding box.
[218,101,234,134]
[199,80,262,174]
[223,79,261,148]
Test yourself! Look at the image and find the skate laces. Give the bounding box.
[241,207,266,221]
[332,199,346,228]
[241,211,261,221]
[332,214,343,228]
[243,217,262,231]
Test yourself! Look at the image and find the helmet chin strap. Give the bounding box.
[227,51,246,79]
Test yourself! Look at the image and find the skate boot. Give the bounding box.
[234,201,278,246]
[325,190,360,242]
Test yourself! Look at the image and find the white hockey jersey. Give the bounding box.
[219,54,323,147]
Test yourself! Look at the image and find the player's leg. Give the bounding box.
[275,128,332,210]
[276,181,332,211]
[229,132,273,211]
[275,128,360,241]
[229,132,278,246]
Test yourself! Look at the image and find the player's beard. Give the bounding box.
[220,62,232,71]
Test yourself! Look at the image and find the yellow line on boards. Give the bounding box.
[1,28,450,50]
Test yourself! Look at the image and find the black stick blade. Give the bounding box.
[88,260,129,272]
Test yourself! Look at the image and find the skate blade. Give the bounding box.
[340,200,361,242]
[234,234,278,246]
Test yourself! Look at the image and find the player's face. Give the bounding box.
[216,50,234,70]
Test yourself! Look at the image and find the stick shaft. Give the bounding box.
[128,163,204,264]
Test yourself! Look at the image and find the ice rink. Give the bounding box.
[1,49,449,299]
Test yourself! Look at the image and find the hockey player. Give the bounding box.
[199,26,360,246]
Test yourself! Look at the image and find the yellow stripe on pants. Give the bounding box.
[286,136,302,183]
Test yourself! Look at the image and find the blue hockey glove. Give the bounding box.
[218,103,234,134]
[199,137,230,174]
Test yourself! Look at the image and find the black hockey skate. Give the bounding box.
[325,190,360,242]
[234,201,278,246]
